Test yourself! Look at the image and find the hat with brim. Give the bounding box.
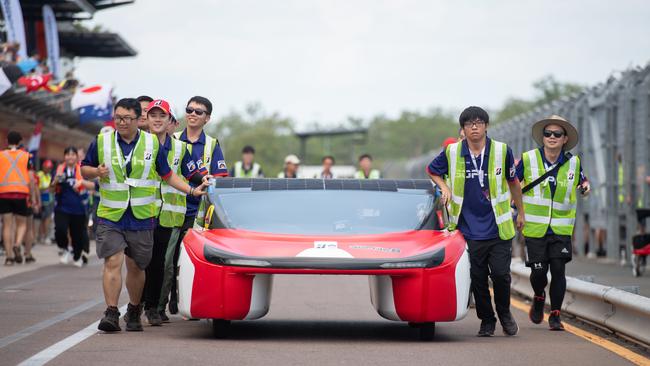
[531,115,579,151]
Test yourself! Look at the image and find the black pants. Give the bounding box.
[169,215,195,304]
[467,237,512,323]
[142,225,174,310]
[54,211,88,261]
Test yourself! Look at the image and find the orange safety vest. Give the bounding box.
[0,149,30,194]
[55,163,86,193]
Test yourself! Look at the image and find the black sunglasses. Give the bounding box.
[185,107,207,116]
[543,130,565,138]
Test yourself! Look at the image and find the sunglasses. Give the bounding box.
[543,130,565,138]
[185,107,207,116]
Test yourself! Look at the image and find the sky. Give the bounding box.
[75,0,650,128]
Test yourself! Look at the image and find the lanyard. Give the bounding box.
[114,131,137,172]
[470,146,486,188]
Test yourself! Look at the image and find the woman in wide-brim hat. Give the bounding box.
[531,115,579,150]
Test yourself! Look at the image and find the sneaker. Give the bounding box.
[82,253,89,265]
[499,312,519,336]
[4,257,15,266]
[477,320,496,337]
[529,292,545,324]
[13,247,23,264]
[549,310,564,331]
[124,303,143,331]
[24,255,36,264]
[159,310,170,323]
[98,307,121,332]
[59,251,71,265]
[73,258,83,268]
[145,308,163,326]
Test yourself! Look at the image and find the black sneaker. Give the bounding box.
[548,310,564,331]
[145,308,162,326]
[159,310,170,323]
[124,303,143,331]
[98,307,121,332]
[477,320,496,337]
[499,312,519,336]
[529,292,545,324]
[13,247,23,264]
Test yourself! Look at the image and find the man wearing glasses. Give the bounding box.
[81,98,209,332]
[427,106,524,337]
[516,115,589,331]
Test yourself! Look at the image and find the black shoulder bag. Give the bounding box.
[521,152,573,194]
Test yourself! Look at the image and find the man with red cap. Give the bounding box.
[142,99,210,325]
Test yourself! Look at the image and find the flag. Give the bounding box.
[0,0,28,60]
[72,85,113,124]
[27,121,43,156]
[18,74,52,93]
[0,68,13,96]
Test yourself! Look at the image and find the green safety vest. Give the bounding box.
[354,169,381,179]
[521,149,580,238]
[159,138,187,228]
[174,131,218,174]
[234,161,261,178]
[97,131,161,222]
[446,139,515,241]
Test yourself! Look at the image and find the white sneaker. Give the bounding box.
[73,258,83,268]
[59,251,71,265]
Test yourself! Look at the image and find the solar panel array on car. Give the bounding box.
[213,178,435,192]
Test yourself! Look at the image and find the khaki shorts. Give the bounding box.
[96,223,154,270]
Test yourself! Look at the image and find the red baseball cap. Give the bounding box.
[42,159,53,169]
[442,137,458,149]
[146,99,171,115]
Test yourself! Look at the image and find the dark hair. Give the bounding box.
[242,145,255,154]
[114,98,142,118]
[187,96,212,115]
[63,146,78,155]
[459,106,489,127]
[358,154,372,162]
[7,131,22,145]
[322,155,335,164]
[136,95,153,103]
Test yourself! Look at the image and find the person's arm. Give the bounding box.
[80,180,96,190]
[209,143,229,177]
[429,174,451,206]
[506,148,524,231]
[578,164,590,196]
[180,148,209,185]
[426,150,450,205]
[163,172,208,197]
[80,139,109,180]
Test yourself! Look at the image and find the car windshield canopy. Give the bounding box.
[206,179,445,236]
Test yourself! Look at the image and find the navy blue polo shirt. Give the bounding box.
[516,148,587,235]
[160,135,207,181]
[54,165,88,216]
[81,131,172,230]
[176,129,228,216]
[427,137,517,241]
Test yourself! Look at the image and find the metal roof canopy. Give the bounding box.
[59,31,137,57]
[19,1,134,21]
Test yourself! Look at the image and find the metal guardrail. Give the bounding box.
[510,259,650,346]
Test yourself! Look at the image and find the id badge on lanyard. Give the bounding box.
[115,133,135,186]
[470,147,489,201]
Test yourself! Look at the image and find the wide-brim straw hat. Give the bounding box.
[531,115,579,150]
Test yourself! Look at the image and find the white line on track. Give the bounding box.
[0,298,104,349]
[17,305,127,366]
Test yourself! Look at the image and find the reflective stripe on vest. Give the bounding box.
[522,149,580,238]
[354,169,380,179]
[234,161,261,178]
[0,150,30,194]
[97,131,161,222]
[445,140,515,241]
[159,138,187,228]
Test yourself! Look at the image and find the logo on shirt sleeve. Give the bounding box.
[186,161,196,172]
[509,165,516,178]
[217,160,227,170]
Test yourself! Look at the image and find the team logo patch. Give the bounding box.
[144,152,152,160]
[533,262,543,270]
[217,160,227,170]
[567,172,575,180]
[173,158,180,166]
[205,156,211,164]
[187,161,196,171]
[495,167,502,175]
[509,166,516,177]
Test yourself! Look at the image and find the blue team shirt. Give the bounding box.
[54,166,88,216]
[160,135,207,180]
[427,137,517,241]
[515,148,587,235]
[81,131,172,230]
[176,129,228,216]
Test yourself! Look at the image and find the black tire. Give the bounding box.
[418,322,435,341]
[211,319,231,339]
